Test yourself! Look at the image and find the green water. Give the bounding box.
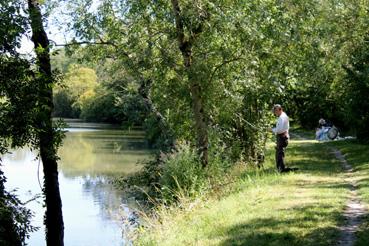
[60,129,151,176]
[2,128,152,246]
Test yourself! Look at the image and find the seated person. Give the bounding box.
[316,118,332,140]
[318,118,332,128]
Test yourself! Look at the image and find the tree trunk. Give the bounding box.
[27,1,64,245]
[171,0,209,167]
[188,70,209,167]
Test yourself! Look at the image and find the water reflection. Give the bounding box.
[59,129,151,177]
[2,128,152,246]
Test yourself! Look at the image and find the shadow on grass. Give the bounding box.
[219,138,347,245]
[356,214,369,246]
[219,206,342,246]
[296,181,350,190]
[285,141,344,175]
[289,127,316,140]
[240,139,343,181]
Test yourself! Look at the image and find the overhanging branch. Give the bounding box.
[51,40,117,48]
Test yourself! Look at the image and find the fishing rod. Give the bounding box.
[235,113,269,131]
[235,113,272,167]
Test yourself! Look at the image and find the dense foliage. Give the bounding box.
[342,32,369,141]
[0,57,38,245]
[52,0,367,137]
[51,54,125,123]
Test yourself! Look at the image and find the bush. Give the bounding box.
[159,144,206,202]
[116,142,231,206]
[0,171,36,245]
[159,142,230,204]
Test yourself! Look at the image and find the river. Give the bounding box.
[1,127,152,246]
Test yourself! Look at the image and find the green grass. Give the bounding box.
[135,137,356,246]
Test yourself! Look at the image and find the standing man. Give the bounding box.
[271,104,290,172]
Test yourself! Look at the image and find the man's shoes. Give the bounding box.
[280,167,299,173]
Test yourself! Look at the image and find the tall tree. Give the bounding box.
[27,0,64,245]
[171,0,209,167]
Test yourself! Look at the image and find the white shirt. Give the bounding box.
[272,111,289,137]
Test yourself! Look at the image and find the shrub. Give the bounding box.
[159,142,231,204]
[116,142,231,206]
[159,144,206,202]
[0,171,37,245]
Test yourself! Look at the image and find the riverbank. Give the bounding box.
[135,137,369,245]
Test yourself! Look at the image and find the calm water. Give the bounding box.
[2,128,152,246]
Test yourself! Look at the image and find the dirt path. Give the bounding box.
[290,133,366,245]
[332,149,367,246]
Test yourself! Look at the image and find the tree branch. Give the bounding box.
[208,55,245,85]
[51,40,117,48]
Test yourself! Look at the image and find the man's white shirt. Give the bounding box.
[272,112,289,137]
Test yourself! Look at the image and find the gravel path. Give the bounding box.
[332,149,367,246]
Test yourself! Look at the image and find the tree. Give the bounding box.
[53,0,292,165]
[283,0,369,130]
[170,0,209,167]
[27,0,64,245]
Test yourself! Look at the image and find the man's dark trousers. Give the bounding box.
[276,134,288,172]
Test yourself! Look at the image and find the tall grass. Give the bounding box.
[158,143,231,204]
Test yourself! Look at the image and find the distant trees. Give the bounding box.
[51,52,127,123]
[53,65,98,118]
[283,1,369,132]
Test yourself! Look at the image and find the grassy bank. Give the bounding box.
[136,137,357,245]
